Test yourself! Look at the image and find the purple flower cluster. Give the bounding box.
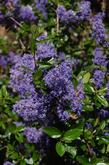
[85,123,93,129]
[0,52,14,69]
[8,51,15,63]
[35,0,48,18]
[99,109,109,119]
[56,6,77,23]
[20,5,37,22]
[92,46,107,88]
[13,95,47,122]
[0,56,7,69]
[36,42,57,60]
[70,82,84,115]
[36,32,47,41]
[57,1,91,24]
[44,61,84,116]
[44,61,72,97]
[10,48,84,126]
[93,48,108,67]
[0,11,4,23]
[5,0,19,7]
[9,37,85,158]
[24,127,43,144]
[5,0,20,19]
[10,54,36,98]
[13,121,24,126]
[0,0,37,28]
[91,13,107,46]
[3,161,14,165]
[93,70,105,88]
[56,104,70,121]
[77,1,91,21]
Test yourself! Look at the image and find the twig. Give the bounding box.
[10,17,22,27]
[56,15,59,34]
[19,39,25,51]
[56,5,59,34]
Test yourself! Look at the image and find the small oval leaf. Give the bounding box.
[83,72,91,84]
[56,142,65,157]
[43,127,61,138]
[63,128,83,142]
[65,145,77,158]
[96,95,108,107]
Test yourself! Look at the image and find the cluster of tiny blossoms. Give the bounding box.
[92,47,109,119]
[57,1,91,24]
[9,39,85,146]
[3,0,109,164]
[57,1,109,47]
[0,52,14,69]
[0,0,49,28]
[91,13,109,46]
[35,0,48,18]
[77,1,91,21]
[92,47,107,88]
[3,161,14,165]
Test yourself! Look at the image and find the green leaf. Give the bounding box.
[98,88,107,95]
[65,145,77,158]
[83,72,91,84]
[77,156,90,165]
[63,128,83,142]
[25,158,34,165]
[83,105,94,112]
[48,58,55,65]
[0,85,9,98]
[100,138,109,145]
[33,69,43,81]
[56,142,65,157]
[15,133,24,143]
[8,124,16,133]
[84,84,95,93]
[96,163,107,165]
[19,161,26,165]
[43,127,61,138]
[100,121,106,130]
[39,64,52,69]
[96,95,108,107]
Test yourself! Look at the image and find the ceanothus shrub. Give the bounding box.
[0,0,109,165]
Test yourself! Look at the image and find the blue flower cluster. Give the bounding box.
[6,0,19,7]
[20,5,37,22]
[44,61,84,116]
[0,56,8,69]
[35,0,48,18]
[24,127,43,144]
[3,161,14,165]
[13,96,47,122]
[57,1,91,24]
[93,70,105,88]
[77,1,91,21]
[100,109,109,119]
[93,48,108,67]
[0,52,15,69]
[56,6,77,23]
[0,0,49,27]
[10,54,36,98]
[92,47,107,88]
[36,42,57,60]
[0,11,4,23]
[91,13,108,46]
[10,40,85,145]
